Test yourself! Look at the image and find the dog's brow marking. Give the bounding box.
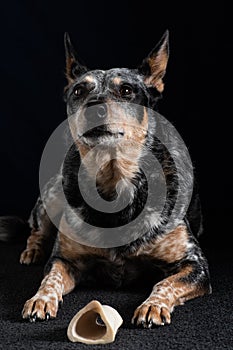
[112,77,122,85]
[84,75,95,83]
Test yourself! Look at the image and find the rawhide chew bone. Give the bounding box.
[67,300,123,344]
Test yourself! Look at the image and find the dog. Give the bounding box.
[1,30,212,327]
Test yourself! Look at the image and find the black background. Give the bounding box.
[0,1,232,257]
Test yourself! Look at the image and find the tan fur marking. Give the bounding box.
[58,215,107,260]
[65,56,76,86]
[20,206,61,265]
[51,261,76,295]
[94,145,140,194]
[135,225,189,263]
[76,141,92,158]
[84,75,94,83]
[20,229,46,264]
[112,77,122,85]
[96,159,121,194]
[121,107,148,143]
[144,49,168,92]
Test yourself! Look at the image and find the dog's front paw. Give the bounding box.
[20,248,44,265]
[131,301,171,328]
[22,294,62,322]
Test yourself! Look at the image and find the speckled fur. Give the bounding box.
[20,31,211,326]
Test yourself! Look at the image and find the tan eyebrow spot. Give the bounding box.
[112,77,122,85]
[84,75,95,83]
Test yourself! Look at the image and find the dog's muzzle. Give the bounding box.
[81,98,124,141]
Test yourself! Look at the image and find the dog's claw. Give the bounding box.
[29,314,37,323]
[148,320,153,329]
[131,316,136,325]
[161,314,167,325]
[45,312,50,320]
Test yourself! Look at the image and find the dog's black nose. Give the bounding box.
[96,104,107,119]
[84,101,107,121]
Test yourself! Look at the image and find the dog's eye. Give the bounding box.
[120,84,133,97]
[73,86,86,97]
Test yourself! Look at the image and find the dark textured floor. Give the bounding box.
[0,242,233,350]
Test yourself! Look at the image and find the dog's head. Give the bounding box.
[64,31,169,150]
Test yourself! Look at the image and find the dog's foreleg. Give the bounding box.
[132,226,211,327]
[22,259,75,321]
[132,263,210,327]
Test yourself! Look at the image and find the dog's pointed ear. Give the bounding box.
[139,30,169,92]
[64,32,87,83]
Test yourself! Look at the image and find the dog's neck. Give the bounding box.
[77,141,142,195]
